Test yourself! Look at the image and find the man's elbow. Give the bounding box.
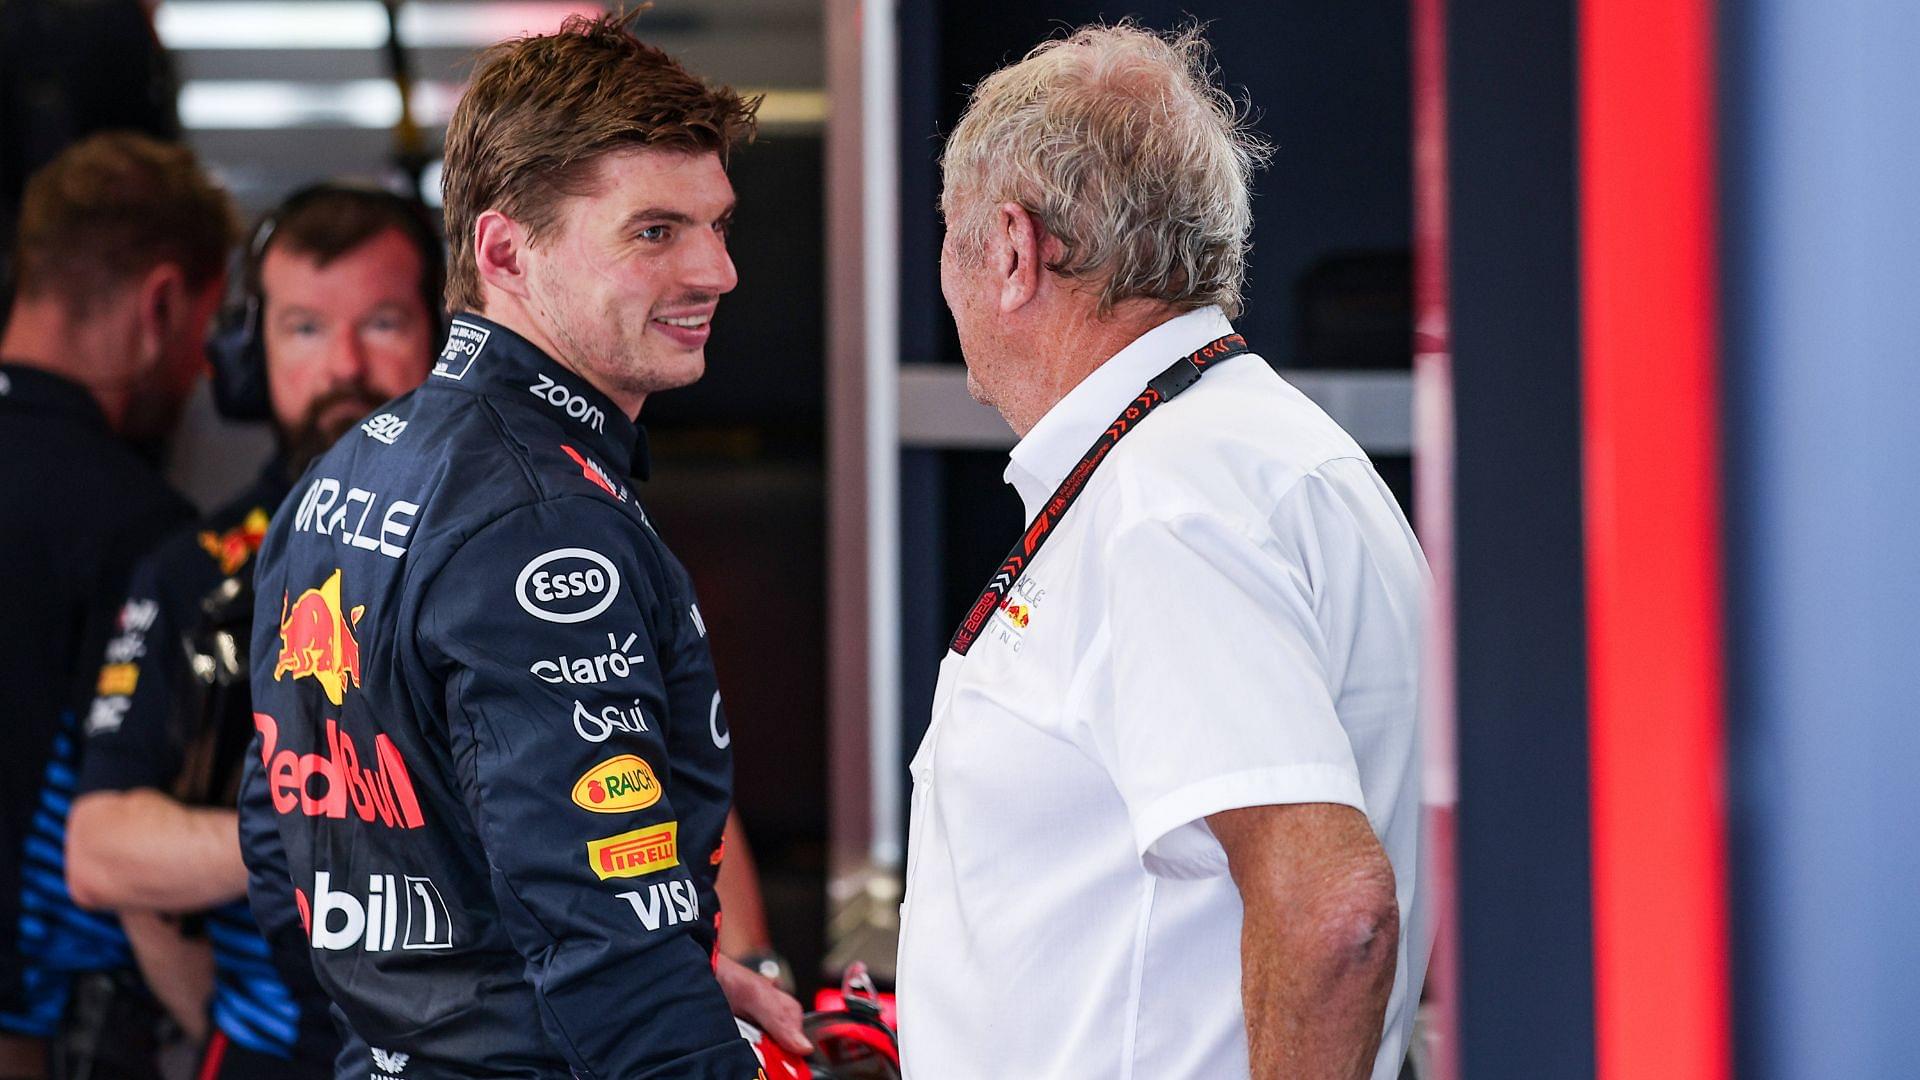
[65,794,131,910]
[1278,863,1401,985]
[1317,880,1400,980]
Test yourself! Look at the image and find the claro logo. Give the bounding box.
[531,632,643,686]
[515,548,620,624]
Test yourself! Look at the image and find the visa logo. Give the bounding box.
[616,879,700,931]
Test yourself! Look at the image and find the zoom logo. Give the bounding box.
[516,549,620,624]
[529,374,606,434]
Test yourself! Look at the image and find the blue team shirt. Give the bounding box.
[72,465,336,1064]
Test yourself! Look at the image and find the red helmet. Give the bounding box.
[738,964,901,1080]
[738,1019,812,1080]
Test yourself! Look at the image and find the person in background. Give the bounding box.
[897,23,1431,1080]
[715,815,785,986]
[238,12,808,1077]
[0,132,232,1080]
[64,184,444,1080]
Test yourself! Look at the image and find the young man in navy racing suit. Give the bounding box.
[64,185,445,1079]
[238,13,806,1078]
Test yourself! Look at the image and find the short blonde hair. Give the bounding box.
[940,22,1270,317]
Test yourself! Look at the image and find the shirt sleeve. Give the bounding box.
[74,555,187,796]
[417,497,756,1079]
[1093,488,1370,881]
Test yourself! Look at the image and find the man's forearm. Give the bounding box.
[1239,893,1399,1080]
[122,909,214,1041]
[1211,803,1401,1080]
[66,789,247,912]
[715,809,772,957]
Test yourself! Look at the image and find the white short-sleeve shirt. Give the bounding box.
[896,306,1431,1080]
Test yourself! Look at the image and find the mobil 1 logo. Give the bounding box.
[516,548,621,624]
[306,871,452,952]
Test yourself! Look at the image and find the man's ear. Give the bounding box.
[996,202,1045,314]
[474,210,532,300]
[133,262,187,372]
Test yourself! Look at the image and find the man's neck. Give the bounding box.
[1000,300,1183,438]
[473,294,647,419]
[0,300,133,432]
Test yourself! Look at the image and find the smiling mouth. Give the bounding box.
[653,315,710,329]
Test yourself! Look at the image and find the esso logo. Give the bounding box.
[515,548,621,624]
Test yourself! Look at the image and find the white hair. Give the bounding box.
[940,21,1272,317]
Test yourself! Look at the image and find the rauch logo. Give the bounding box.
[570,754,662,813]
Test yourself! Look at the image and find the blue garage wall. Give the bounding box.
[1447,0,1595,1076]
[1722,3,1920,1078]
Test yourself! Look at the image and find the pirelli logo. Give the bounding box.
[586,822,679,881]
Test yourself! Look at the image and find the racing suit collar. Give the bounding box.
[432,313,649,480]
[0,362,110,434]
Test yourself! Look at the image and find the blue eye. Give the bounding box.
[638,225,670,242]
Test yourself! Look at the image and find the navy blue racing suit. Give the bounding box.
[239,314,757,1079]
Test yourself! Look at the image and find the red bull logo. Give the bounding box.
[253,712,424,829]
[198,507,270,576]
[999,597,1031,629]
[275,568,365,706]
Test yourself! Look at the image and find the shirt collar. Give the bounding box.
[0,363,110,433]
[1004,305,1237,520]
[429,312,649,480]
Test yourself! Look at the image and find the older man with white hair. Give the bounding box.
[895,22,1431,1080]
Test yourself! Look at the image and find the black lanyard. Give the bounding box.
[949,333,1251,655]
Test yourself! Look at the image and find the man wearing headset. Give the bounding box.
[62,184,443,1080]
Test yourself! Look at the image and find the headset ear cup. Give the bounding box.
[207,296,273,421]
